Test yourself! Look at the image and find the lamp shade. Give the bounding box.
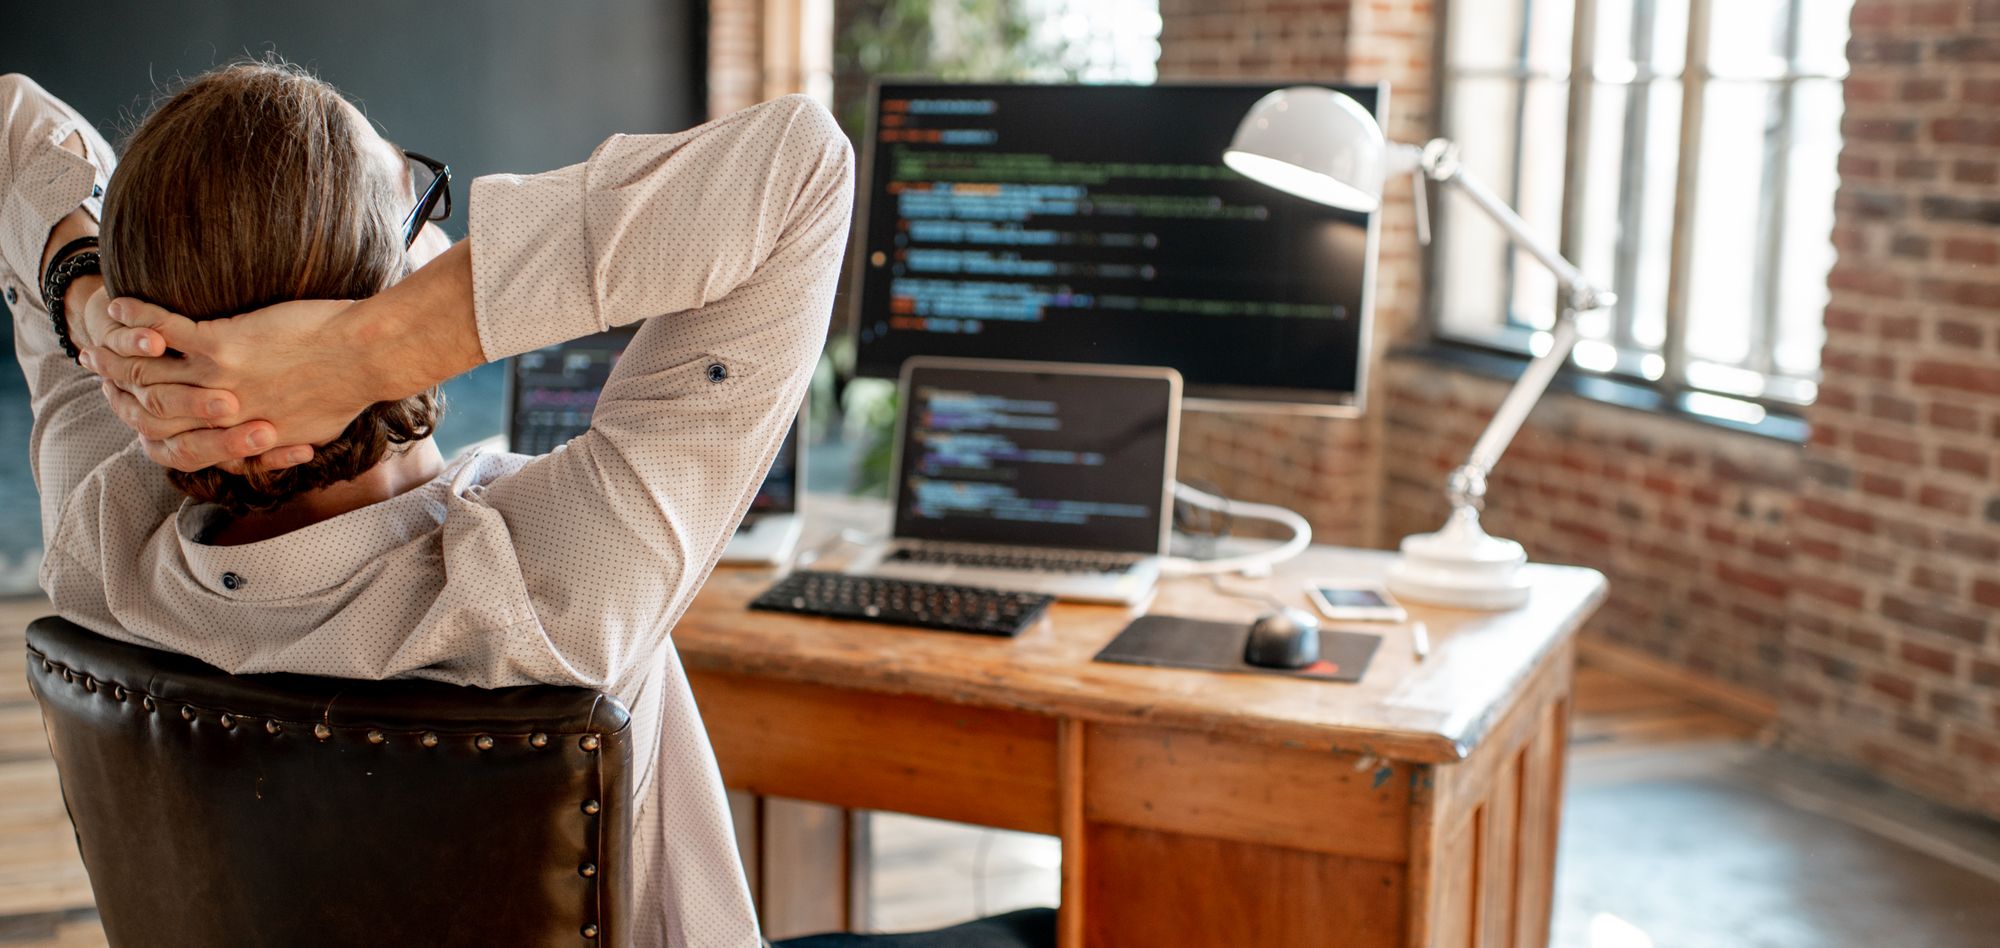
[1223,86,1388,212]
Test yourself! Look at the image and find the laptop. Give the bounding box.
[506,327,804,566]
[847,358,1182,605]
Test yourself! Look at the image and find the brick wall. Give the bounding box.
[1381,369,1799,692]
[709,0,764,117]
[1782,0,2000,816]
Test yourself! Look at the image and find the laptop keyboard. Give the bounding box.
[887,546,1141,575]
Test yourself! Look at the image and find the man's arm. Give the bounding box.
[1,73,138,550]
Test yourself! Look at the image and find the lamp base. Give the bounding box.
[1383,506,1533,611]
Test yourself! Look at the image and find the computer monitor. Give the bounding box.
[851,81,1384,414]
[506,328,799,518]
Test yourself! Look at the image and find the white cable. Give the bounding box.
[1159,482,1312,577]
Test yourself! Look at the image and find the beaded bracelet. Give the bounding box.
[41,237,101,364]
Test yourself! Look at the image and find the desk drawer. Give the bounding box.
[691,671,1060,835]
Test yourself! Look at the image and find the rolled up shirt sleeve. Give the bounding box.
[457,94,854,686]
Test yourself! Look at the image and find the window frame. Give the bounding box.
[1424,0,1846,432]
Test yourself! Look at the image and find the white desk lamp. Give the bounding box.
[1224,87,1616,610]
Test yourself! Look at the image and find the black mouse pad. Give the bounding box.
[1094,614,1381,683]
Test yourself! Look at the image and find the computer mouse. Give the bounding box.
[1244,607,1321,669]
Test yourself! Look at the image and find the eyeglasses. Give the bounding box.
[401,150,452,248]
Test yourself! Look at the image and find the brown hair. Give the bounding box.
[102,60,441,514]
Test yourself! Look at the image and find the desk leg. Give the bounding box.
[1058,719,1087,948]
[729,791,871,940]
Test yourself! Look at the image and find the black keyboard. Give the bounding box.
[749,571,1055,637]
[885,547,1137,575]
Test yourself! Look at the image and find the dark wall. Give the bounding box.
[1,0,705,233]
[0,0,706,593]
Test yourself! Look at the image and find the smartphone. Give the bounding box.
[1305,582,1408,622]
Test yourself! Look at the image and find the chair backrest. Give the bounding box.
[25,616,633,948]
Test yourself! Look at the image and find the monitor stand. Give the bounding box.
[719,513,804,567]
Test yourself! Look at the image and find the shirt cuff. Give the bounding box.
[467,162,603,361]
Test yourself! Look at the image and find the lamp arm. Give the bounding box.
[1407,141,1616,506]
[1417,140,1614,314]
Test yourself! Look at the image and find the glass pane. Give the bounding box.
[1447,0,1574,73]
[1436,77,1572,339]
[1795,0,1856,75]
[1685,80,1782,371]
[1774,78,1843,381]
[1447,0,1528,70]
[1592,0,1690,77]
[1707,0,1792,79]
[1570,79,1681,356]
[1523,0,1577,73]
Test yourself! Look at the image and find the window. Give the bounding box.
[1433,0,1853,411]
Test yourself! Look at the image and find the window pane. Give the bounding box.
[1448,0,1526,70]
[1571,79,1682,358]
[1685,80,1782,372]
[1774,78,1843,382]
[1795,0,1857,75]
[1436,77,1572,339]
[1447,0,1575,73]
[1706,0,1791,78]
[1592,0,1690,77]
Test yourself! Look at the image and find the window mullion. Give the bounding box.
[1753,0,1811,379]
[1559,0,1598,333]
[1661,0,1713,398]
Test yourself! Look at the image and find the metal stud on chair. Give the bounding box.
[113,686,127,701]
[530,732,549,748]
[313,723,332,741]
[474,735,494,751]
[366,729,387,745]
[141,696,155,713]
[180,705,196,721]
[581,923,599,939]
[83,677,97,693]
[421,732,440,748]
[578,863,596,878]
[579,735,600,752]
[265,720,283,735]
[218,714,236,729]
[582,799,601,815]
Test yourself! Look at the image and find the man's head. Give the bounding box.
[102,59,442,514]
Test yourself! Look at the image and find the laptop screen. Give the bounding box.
[893,359,1180,554]
[507,327,799,516]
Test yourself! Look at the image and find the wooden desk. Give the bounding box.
[678,498,1606,947]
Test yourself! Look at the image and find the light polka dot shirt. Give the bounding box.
[4,73,853,948]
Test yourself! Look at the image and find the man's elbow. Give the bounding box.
[772,94,855,176]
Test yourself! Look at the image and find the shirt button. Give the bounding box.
[4,286,16,306]
[706,362,728,383]
[91,183,104,198]
[220,572,243,591]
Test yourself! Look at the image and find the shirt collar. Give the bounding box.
[173,457,477,602]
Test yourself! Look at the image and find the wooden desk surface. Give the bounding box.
[676,495,1606,764]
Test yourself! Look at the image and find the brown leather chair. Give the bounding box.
[28,616,1056,948]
